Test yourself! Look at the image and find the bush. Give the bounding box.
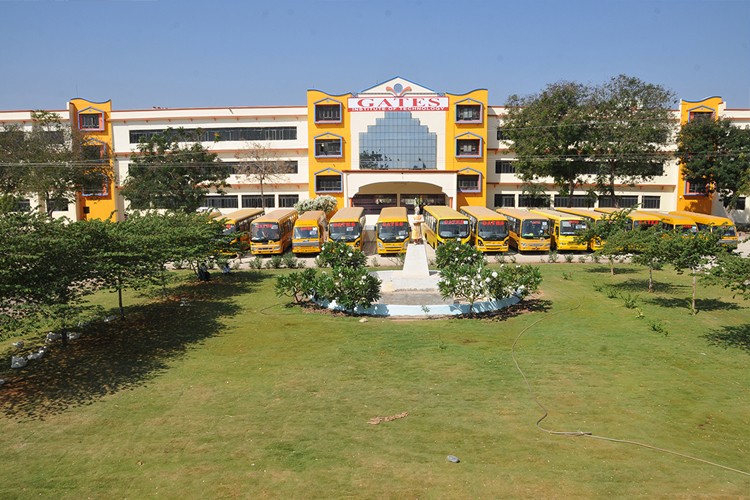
[282,252,299,269]
[248,256,263,269]
[266,255,283,269]
[275,268,318,304]
[317,240,367,269]
[435,240,484,270]
[564,254,574,263]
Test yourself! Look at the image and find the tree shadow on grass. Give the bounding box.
[583,266,639,275]
[0,271,267,421]
[606,278,686,294]
[703,324,750,354]
[646,296,744,312]
[484,298,553,322]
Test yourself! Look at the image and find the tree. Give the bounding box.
[120,128,232,213]
[579,208,633,275]
[661,230,723,314]
[589,75,676,204]
[503,81,592,205]
[294,195,337,215]
[0,111,109,215]
[235,142,291,211]
[676,117,750,210]
[706,253,750,301]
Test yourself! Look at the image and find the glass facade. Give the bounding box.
[359,112,437,170]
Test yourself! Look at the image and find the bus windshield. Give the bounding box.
[721,225,737,237]
[478,220,508,240]
[438,219,470,239]
[560,219,587,236]
[329,222,362,242]
[521,219,549,238]
[378,222,410,242]
[251,222,280,242]
[223,223,237,235]
[633,220,658,230]
[294,226,319,239]
[678,224,697,235]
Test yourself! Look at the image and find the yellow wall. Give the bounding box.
[445,89,489,208]
[677,96,723,213]
[306,90,350,210]
[68,98,118,221]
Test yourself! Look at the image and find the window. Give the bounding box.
[457,173,481,193]
[518,194,551,208]
[494,194,515,208]
[641,196,661,209]
[554,195,595,208]
[279,194,299,208]
[82,143,108,164]
[129,127,297,144]
[15,199,31,212]
[456,104,482,123]
[202,195,239,209]
[496,128,505,141]
[495,160,516,174]
[359,112,437,170]
[315,103,342,123]
[315,174,342,193]
[315,138,343,158]
[597,195,638,208]
[47,197,69,212]
[242,195,275,209]
[685,180,707,196]
[689,111,714,122]
[79,113,103,131]
[81,172,109,197]
[736,197,746,210]
[456,137,481,158]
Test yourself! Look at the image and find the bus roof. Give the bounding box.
[669,211,735,226]
[496,207,551,220]
[252,208,297,224]
[221,208,264,223]
[594,208,662,222]
[296,210,326,223]
[650,211,698,226]
[460,205,508,220]
[553,207,604,220]
[330,206,365,222]
[377,206,408,220]
[529,208,587,221]
[423,205,468,219]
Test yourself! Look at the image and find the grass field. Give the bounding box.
[1,264,749,498]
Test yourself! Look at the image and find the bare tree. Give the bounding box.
[235,142,291,211]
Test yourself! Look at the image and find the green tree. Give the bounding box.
[120,128,232,213]
[503,81,592,205]
[0,111,109,215]
[235,142,291,211]
[676,117,750,210]
[579,208,633,275]
[316,240,367,269]
[706,253,750,300]
[661,230,723,314]
[589,75,676,204]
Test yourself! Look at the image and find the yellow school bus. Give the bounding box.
[220,208,264,252]
[650,211,698,235]
[422,205,471,248]
[529,208,589,251]
[496,208,551,252]
[328,206,366,250]
[554,207,605,250]
[250,208,298,255]
[459,205,509,253]
[376,207,411,254]
[292,210,328,254]
[594,207,662,230]
[670,211,738,247]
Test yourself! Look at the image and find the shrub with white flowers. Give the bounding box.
[316,240,367,269]
[436,241,542,315]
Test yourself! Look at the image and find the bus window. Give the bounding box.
[560,219,587,236]
[478,219,508,240]
[521,220,549,238]
[438,219,470,239]
[252,222,280,242]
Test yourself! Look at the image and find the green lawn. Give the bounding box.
[1,264,749,498]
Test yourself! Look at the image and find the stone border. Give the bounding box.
[316,295,521,318]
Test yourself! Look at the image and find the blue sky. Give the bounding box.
[1,0,749,110]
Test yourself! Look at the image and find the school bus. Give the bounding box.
[250,208,298,255]
[328,206,366,250]
[220,208,264,253]
[459,205,509,253]
[422,205,471,248]
[292,210,328,254]
[670,211,738,247]
[650,211,698,235]
[553,207,605,250]
[594,207,662,230]
[496,208,551,252]
[376,207,411,254]
[529,208,589,251]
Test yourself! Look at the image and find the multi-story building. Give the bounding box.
[1,77,748,224]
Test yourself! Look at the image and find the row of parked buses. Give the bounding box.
[213,204,738,257]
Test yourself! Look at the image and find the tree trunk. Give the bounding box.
[117,276,125,319]
[37,192,48,216]
[609,256,615,276]
[648,266,654,293]
[692,273,697,314]
[260,179,265,211]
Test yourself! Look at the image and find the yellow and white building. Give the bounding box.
[1,77,748,224]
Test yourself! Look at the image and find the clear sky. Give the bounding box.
[1,0,749,111]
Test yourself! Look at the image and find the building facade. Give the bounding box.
[1,77,748,224]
